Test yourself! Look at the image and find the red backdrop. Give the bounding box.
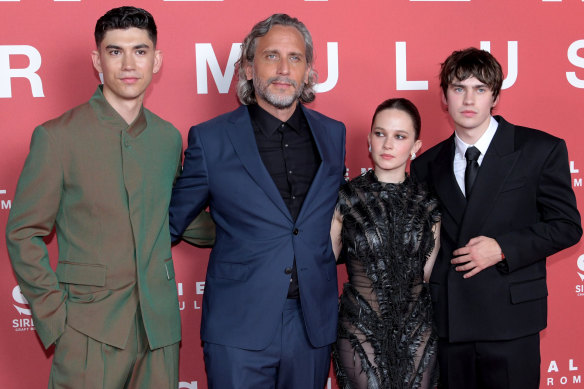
[1,1,583,388]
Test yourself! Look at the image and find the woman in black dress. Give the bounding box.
[331,98,440,389]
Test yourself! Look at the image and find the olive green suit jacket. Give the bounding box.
[6,87,213,350]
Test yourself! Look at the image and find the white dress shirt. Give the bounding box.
[453,116,499,197]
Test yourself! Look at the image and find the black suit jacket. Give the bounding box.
[411,116,581,342]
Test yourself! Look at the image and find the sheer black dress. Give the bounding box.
[332,171,440,389]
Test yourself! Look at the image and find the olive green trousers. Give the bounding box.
[48,308,179,389]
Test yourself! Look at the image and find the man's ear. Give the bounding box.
[153,50,163,74]
[91,50,102,73]
[492,94,500,109]
[245,62,253,81]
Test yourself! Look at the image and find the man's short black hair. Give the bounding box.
[94,6,157,48]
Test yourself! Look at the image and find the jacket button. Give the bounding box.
[284,267,293,275]
[293,228,299,235]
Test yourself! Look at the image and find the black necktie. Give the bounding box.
[464,146,481,198]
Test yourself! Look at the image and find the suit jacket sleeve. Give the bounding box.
[5,126,67,348]
[496,138,582,272]
[171,133,215,247]
[169,125,211,242]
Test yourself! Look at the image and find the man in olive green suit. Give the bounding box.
[5,7,213,389]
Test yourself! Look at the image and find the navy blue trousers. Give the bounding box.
[204,299,331,389]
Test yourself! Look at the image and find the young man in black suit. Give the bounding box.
[411,47,582,389]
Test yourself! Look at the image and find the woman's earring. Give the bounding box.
[368,143,372,153]
[410,152,416,160]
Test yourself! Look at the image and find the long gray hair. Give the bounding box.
[236,14,318,105]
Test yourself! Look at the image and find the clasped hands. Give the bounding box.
[451,236,503,279]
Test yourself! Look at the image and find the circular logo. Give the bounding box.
[578,254,584,272]
[12,285,28,305]
[12,285,32,316]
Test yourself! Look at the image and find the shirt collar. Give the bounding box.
[248,103,304,137]
[89,85,147,138]
[454,116,499,160]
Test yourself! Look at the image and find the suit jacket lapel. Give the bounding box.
[225,106,292,221]
[431,136,467,241]
[458,117,521,243]
[295,107,329,223]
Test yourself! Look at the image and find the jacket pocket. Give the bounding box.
[499,177,526,193]
[509,277,547,304]
[208,261,249,281]
[56,261,109,303]
[57,261,106,286]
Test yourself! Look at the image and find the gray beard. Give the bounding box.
[253,76,303,109]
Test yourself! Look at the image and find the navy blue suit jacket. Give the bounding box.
[411,116,581,342]
[170,105,346,350]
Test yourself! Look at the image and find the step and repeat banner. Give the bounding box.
[1,0,583,388]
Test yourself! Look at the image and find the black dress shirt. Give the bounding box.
[248,103,320,298]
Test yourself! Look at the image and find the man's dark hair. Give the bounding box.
[94,6,157,48]
[440,47,503,101]
[371,98,422,140]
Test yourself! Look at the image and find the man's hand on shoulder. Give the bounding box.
[451,236,503,278]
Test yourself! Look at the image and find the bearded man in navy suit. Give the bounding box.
[169,14,345,389]
[411,48,582,389]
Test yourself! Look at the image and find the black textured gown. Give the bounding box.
[332,171,440,389]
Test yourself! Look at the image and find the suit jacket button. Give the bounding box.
[284,267,293,275]
[293,228,299,235]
